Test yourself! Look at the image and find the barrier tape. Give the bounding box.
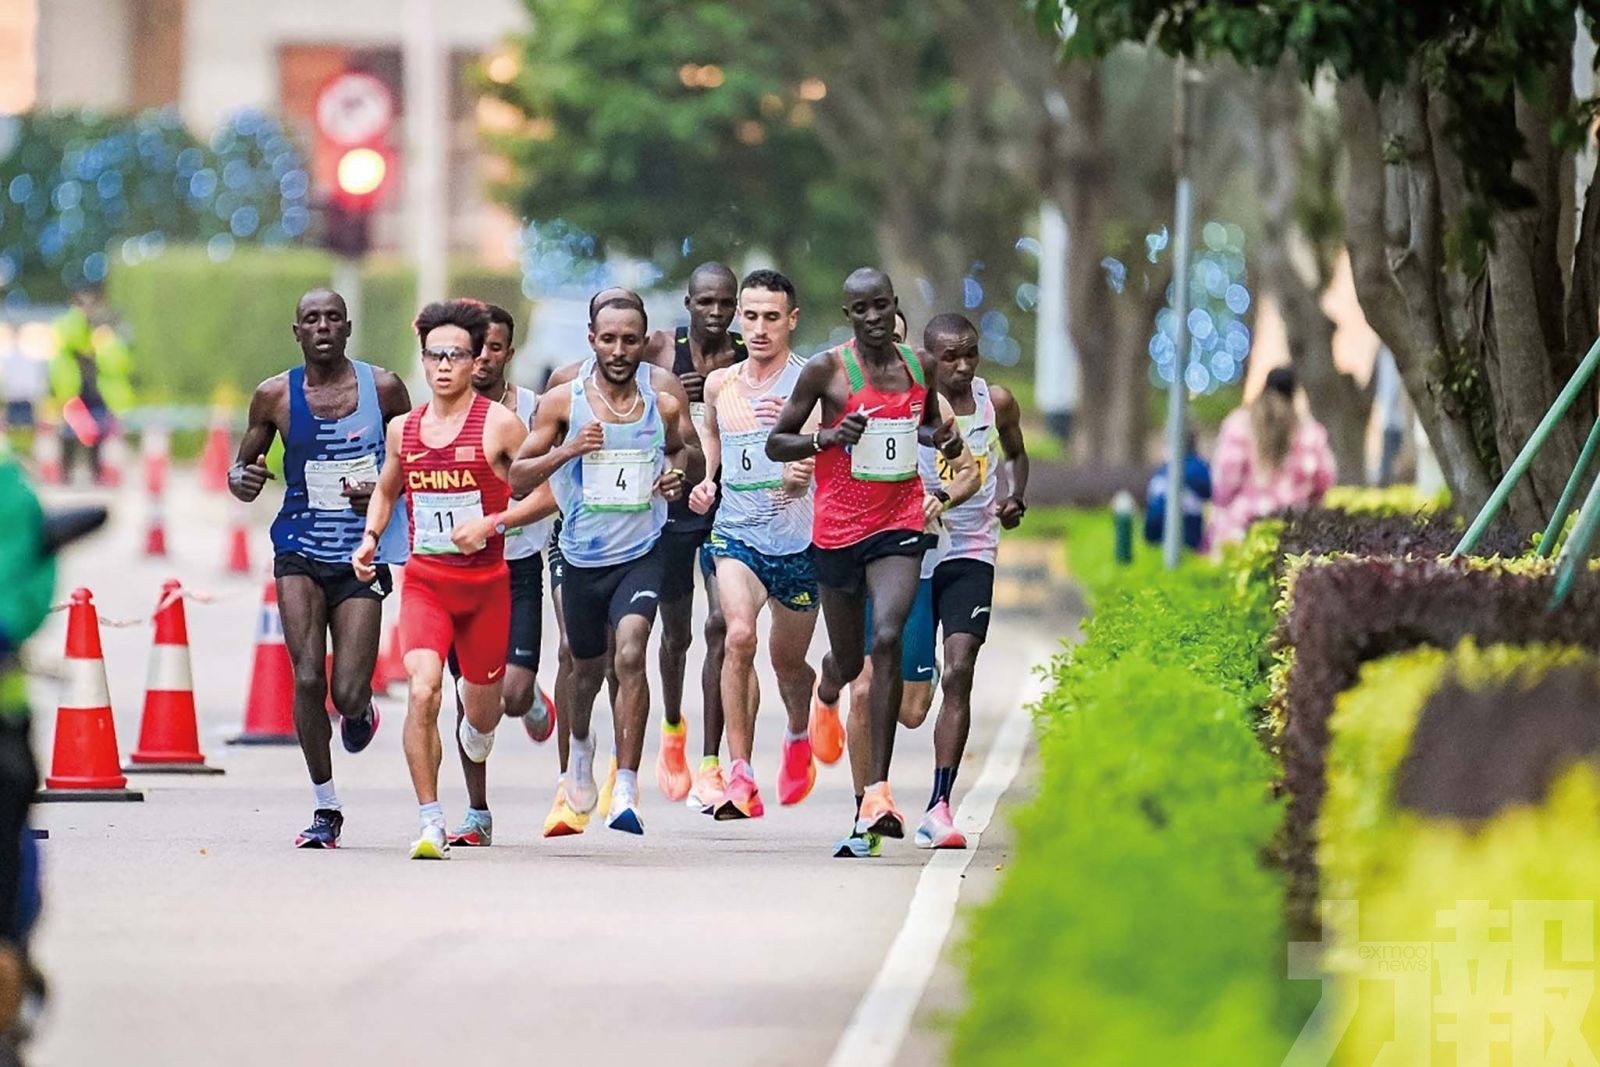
[46,583,251,627]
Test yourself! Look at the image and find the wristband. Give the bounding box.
[361,528,379,544]
[811,430,822,454]
[932,488,951,505]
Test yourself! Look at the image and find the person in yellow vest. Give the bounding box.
[49,285,134,486]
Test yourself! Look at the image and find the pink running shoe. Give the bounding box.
[715,762,765,820]
[914,799,967,850]
[777,735,817,806]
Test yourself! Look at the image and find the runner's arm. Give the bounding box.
[688,369,726,514]
[228,377,282,502]
[353,419,404,580]
[655,390,690,501]
[454,409,555,552]
[340,369,411,517]
[991,384,1029,527]
[541,359,584,394]
[652,369,704,485]
[933,394,980,511]
[509,387,592,495]
[768,354,854,460]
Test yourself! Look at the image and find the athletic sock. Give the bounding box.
[698,755,720,772]
[419,801,445,829]
[854,793,864,819]
[466,806,491,822]
[929,767,957,811]
[783,726,807,744]
[661,719,685,736]
[312,778,341,812]
[570,732,595,784]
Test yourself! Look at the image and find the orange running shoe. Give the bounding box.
[777,734,817,806]
[687,761,726,813]
[542,781,588,838]
[714,761,765,820]
[809,686,845,765]
[656,721,692,801]
[596,754,618,817]
[855,783,905,840]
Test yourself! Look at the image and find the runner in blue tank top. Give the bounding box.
[229,288,411,849]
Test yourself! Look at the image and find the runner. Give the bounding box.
[915,313,1029,848]
[229,288,410,850]
[687,269,818,819]
[646,263,745,802]
[511,298,700,834]
[766,268,961,852]
[353,298,556,860]
[444,303,558,848]
[540,286,643,836]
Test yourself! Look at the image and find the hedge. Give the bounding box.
[106,246,525,403]
[955,544,1310,1064]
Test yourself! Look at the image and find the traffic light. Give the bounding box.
[323,146,391,256]
[313,71,396,258]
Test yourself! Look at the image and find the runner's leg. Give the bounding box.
[716,557,768,765]
[403,650,447,804]
[276,574,332,786]
[612,615,652,772]
[816,585,866,707]
[657,593,692,729]
[860,554,921,785]
[769,602,819,738]
[449,650,489,812]
[931,632,981,802]
[327,595,382,721]
[699,558,727,759]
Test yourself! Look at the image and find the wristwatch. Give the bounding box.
[491,513,508,536]
[932,488,951,505]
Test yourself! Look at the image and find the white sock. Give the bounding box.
[783,726,808,744]
[570,733,595,781]
[465,806,491,821]
[614,768,638,802]
[419,801,445,829]
[312,779,340,811]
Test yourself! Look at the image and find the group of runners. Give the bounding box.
[229,263,1028,860]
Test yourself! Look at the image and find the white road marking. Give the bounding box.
[826,643,1050,1067]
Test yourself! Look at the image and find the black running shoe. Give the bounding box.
[295,808,343,849]
[340,703,381,754]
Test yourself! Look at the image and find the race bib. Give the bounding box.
[412,490,483,555]
[582,449,655,512]
[851,417,917,482]
[723,428,783,491]
[935,450,988,488]
[304,454,379,512]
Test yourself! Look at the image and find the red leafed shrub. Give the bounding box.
[1278,557,1600,934]
[1272,507,1525,567]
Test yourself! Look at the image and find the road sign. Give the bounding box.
[315,71,394,148]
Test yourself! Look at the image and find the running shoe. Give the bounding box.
[294,808,343,849]
[809,686,845,765]
[542,782,589,838]
[340,704,381,754]
[523,686,557,744]
[409,823,450,860]
[687,762,727,813]
[606,781,644,835]
[914,799,967,850]
[458,717,495,764]
[832,831,882,859]
[447,809,494,848]
[656,722,692,801]
[776,735,817,806]
[567,733,599,814]
[596,753,618,817]
[714,763,765,820]
[856,784,905,840]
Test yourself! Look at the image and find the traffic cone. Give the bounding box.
[224,498,252,575]
[143,427,169,558]
[126,580,224,774]
[228,580,298,745]
[373,620,406,693]
[37,589,144,802]
[97,428,126,488]
[198,409,231,493]
[31,420,62,486]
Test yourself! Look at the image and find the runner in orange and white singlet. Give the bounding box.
[354,299,555,860]
[766,268,963,851]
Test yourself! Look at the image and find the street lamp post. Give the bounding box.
[1162,60,1200,569]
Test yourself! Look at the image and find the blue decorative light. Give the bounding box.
[961,276,983,309]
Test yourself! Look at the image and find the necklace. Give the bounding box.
[500,379,515,407]
[741,357,786,394]
[589,371,642,419]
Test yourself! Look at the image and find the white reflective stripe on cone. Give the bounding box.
[145,643,194,692]
[257,604,285,644]
[61,656,111,710]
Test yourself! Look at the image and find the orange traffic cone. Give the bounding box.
[97,428,126,488]
[228,580,298,745]
[32,420,63,486]
[37,589,144,802]
[224,499,252,575]
[373,619,406,693]
[143,428,169,558]
[198,410,231,493]
[126,581,224,775]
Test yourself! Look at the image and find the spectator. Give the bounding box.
[0,327,46,430]
[1144,431,1212,551]
[1210,365,1336,546]
[49,286,133,484]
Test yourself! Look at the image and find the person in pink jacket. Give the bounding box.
[1209,366,1336,547]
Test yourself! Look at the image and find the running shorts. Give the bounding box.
[561,544,664,660]
[274,552,392,609]
[659,526,716,601]
[864,577,936,683]
[400,556,510,685]
[705,531,818,613]
[808,529,932,595]
[933,558,994,643]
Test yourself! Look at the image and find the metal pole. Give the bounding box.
[405,0,448,315]
[331,256,362,361]
[1035,200,1078,443]
[1162,61,1199,569]
[1549,449,1600,609]
[1538,412,1600,557]
[1452,334,1600,556]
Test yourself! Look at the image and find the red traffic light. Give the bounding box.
[336,147,388,199]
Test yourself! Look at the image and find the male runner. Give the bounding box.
[913,313,1028,848]
[512,299,699,834]
[229,288,410,849]
[445,303,557,848]
[687,269,818,819]
[645,263,745,801]
[767,268,961,849]
[353,299,554,859]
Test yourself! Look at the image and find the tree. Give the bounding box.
[1044,1,1600,527]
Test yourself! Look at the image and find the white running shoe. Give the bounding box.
[409,823,450,860]
[458,717,496,764]
[606,779,644,835]
[567,732,598,814]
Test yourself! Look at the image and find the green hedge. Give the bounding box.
[107,246,526,403]
[955,550,1310,1064]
